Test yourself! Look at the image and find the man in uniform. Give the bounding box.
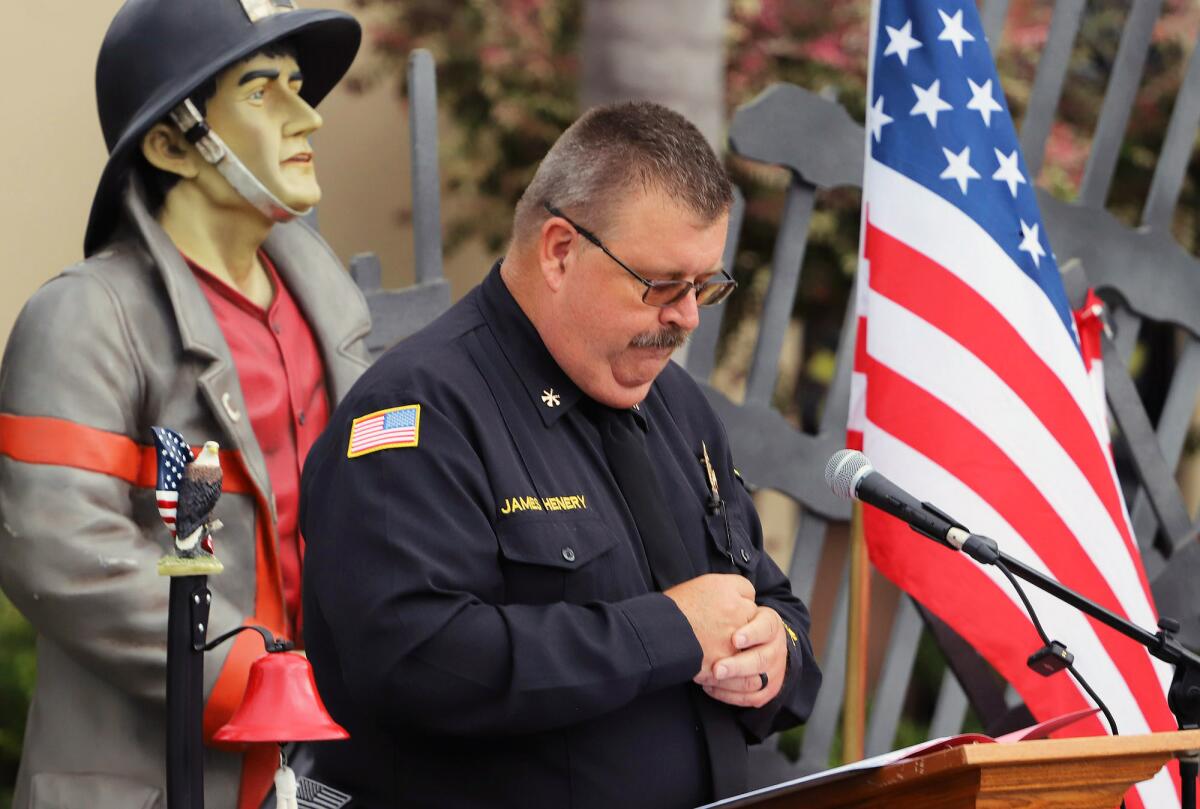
[301,102,822,808]
[0,1,370,807]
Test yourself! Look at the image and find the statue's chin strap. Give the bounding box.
[168,98,306,223]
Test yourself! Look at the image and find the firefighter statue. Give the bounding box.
[0,1,371,807]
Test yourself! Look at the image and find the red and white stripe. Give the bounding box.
[849,160,1178,807]
[348,415,416,455]
[157,490,178,537]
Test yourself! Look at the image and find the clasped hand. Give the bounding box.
[664,574,788,709]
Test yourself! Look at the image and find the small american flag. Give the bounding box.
[296,776,351,809]
[347,405,420,458]
[151,426,192,537]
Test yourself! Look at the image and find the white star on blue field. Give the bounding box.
[871,0,1072,337]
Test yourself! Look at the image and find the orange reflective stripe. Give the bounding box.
[251,491,286,634]
[238,743,279,809]
[0,413,253,494]
[236,739,278,806]
[0,413,143,483]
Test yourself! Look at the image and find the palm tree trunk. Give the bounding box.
[580,0,728,149]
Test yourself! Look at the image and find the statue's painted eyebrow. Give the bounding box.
[238,68,281,85]
[238,68,304,86]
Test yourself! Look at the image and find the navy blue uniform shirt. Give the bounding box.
[300,265,821,808]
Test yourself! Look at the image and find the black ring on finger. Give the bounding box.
[758,672,768,691]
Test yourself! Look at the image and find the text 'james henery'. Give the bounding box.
[499,495,588,515]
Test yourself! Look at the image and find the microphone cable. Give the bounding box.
[993,559,1127,809]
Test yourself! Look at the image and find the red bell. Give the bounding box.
[214,651,349,743]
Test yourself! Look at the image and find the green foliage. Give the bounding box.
[0,594,35,805]
[349,0,878,424]
[776,721,804,763]
[349,0,1200,310]
[349,0,583,254]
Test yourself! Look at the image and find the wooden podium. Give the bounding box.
[725,729,1200,808]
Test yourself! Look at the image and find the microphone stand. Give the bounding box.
[950,527,1200,809]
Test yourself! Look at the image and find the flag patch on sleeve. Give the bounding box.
[347,404,421,457]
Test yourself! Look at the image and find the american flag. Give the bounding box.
[152,426,193,538]
[296,776,351,809]
[347,405,420,457]
[848,2,1177,805]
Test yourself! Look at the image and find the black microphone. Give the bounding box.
[824,449,971,550]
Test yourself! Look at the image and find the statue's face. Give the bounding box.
[203,51,323,212]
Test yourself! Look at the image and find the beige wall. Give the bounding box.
[0,1,488,356]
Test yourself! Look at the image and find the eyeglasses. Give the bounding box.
[543,203,737,307]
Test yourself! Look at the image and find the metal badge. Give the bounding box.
[701,441,720,502]
[701,441,738,567]
[239,0,298,23]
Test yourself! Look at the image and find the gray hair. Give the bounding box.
[512,101,733,245]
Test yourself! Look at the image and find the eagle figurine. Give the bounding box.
[151,427,224,558]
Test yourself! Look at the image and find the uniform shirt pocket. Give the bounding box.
[703,507,759,574]
[496,516,620,605]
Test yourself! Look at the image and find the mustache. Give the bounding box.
[629,325,691,350]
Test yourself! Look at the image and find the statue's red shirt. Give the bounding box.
[188,251,329,634]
